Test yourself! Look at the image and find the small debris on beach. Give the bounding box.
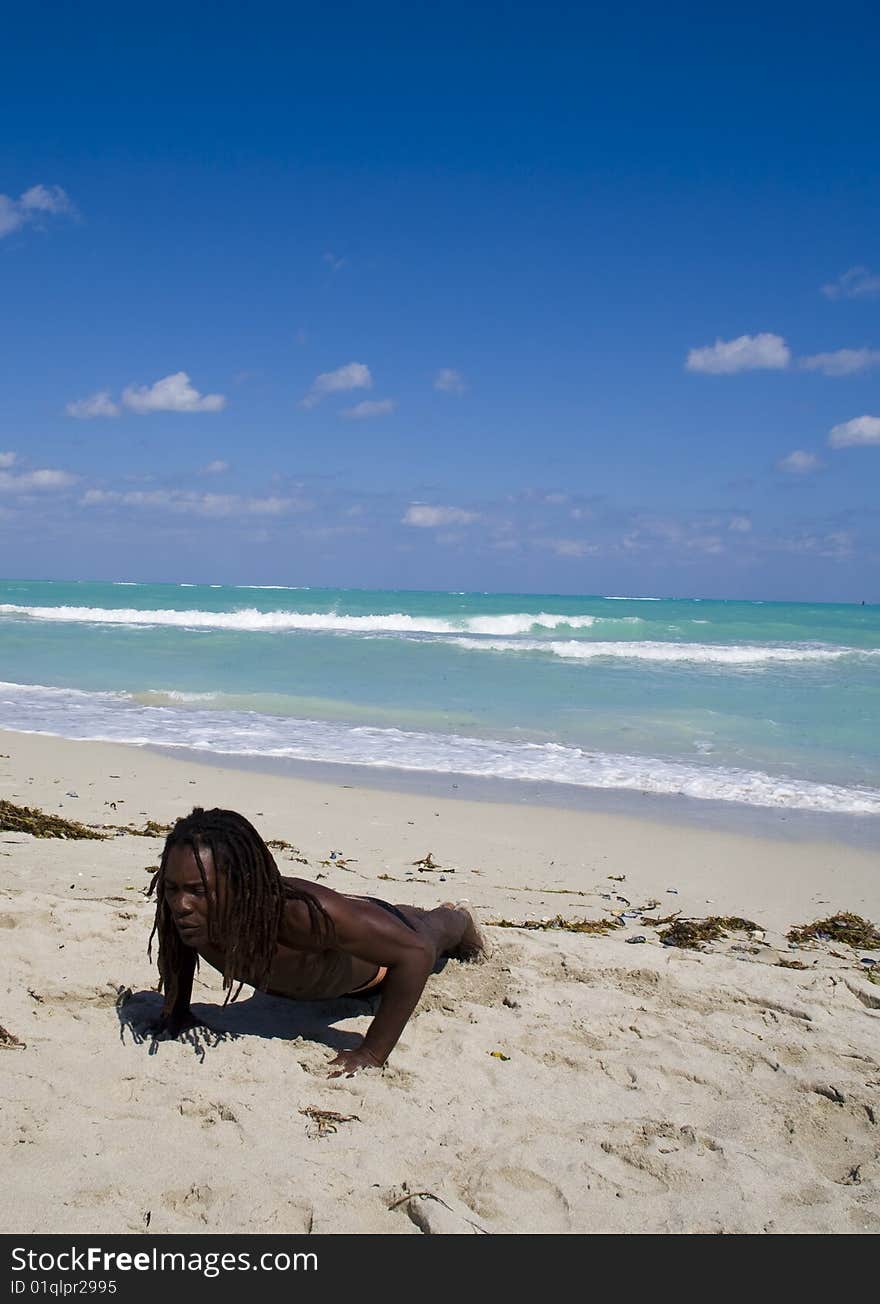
[0,800,106,840]
[658,916,759,950]
[0,1023,26,1049]
[412,852,440,870]
[642,909,680,926]
[489,1050,510,1060]
[787,913,880,950]
[487,914,622,935]
[115,819,171,838]
[299,1106,360,1138]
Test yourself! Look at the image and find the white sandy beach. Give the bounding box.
[1,729,878,1235]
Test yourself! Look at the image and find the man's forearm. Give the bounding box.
[163,948,196,1017]
[360,954,434,1064]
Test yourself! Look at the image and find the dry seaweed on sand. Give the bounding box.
[776,958,809,970]
[299,1106,360,1138]
[786,913,880,950]
[113,819,171,838]
[0,800,107,840]
[642,910,681,927]
[658,915,759,950]
[412,852,440,870]
[0,1022,26,1049]
[487,914,623,935]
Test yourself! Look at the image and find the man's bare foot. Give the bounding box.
[442,902,486,961]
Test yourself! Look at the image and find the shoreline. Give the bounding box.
[2,727,879,928]
[4,719,880,849]
[148,740,880,850]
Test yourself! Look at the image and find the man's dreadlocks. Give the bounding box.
[148,807,333,1008]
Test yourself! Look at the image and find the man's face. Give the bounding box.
[163,843,220,948]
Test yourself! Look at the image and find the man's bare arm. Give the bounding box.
[154,946,200,1037]
[281,887,437,1073]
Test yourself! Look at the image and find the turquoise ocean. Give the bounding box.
[1,579,879,819]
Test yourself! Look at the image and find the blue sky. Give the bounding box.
[2,2,878,600]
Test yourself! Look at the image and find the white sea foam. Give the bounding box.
[449,638,873,665]
[1,679,878,815]
[0,603,602,636]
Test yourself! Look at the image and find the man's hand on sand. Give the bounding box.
[328,1046,384,1077]
[151,1009,203,1040]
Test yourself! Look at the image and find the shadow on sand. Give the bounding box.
[115,985,376,1063]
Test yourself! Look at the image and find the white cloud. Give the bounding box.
[81,489,310,517]
[122,372,226,414]
[66,390,121,419]
[20,185,72,215]
[403,504,479,528]
[828,415,880,448]
[728,515,752,532]
[780,530,854,559]
[301,362,371,409]
[821,267,880,300]
[341,399,396,419]
[0,452,16,468]
[685,333,791,374]
[686,534,724,555]
[434,368,468,394]
[204,460,229,474]
[778,449,821,474]
[0,183,74,238]
[0,467,76,492]
[546,538,593,558]
[800,348,880,376]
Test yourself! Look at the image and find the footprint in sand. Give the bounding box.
[465,1164,571,1232]
[177,1098,242,1133]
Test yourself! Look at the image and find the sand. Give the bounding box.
[1,729,878,1235]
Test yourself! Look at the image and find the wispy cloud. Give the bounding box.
[778,450,821,474]
[341,398,396,419]
[203,460,229,474]
[828,415,880,448]
[686,333,790,374]
[779,530,854,558]
[0,467,76,492]
[728,515,752,532]
[403,504,479,528]
[800,348,880,376]
[0,184,74,239]
[0,452,16,469]
[122,372,226,414]
[301,362,372,409]
[66,391,121,419]
[81,489,311,518]
[434,368,468,394]
[821,267,880,300]
[323,252,345,272]
[539,537,597,558]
